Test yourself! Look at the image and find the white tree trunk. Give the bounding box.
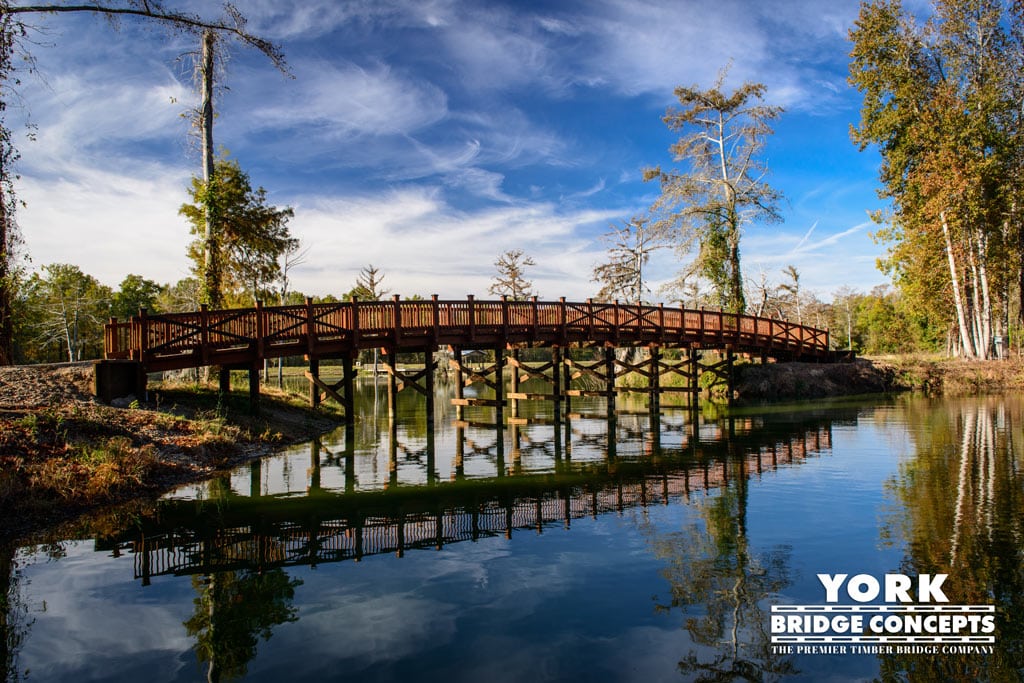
[976,230,993,359]
[968,246,984,358]
[942,211,977,358]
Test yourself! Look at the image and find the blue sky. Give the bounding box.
[11,0,888,303]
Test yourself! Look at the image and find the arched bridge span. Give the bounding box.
[104,296,833,372]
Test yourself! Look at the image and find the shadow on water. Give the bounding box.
[3,391,1024,681]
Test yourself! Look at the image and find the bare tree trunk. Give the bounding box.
[200,30,219,308]
[942,211,977,358]
[0,199,11,366]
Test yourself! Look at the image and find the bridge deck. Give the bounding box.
[104,296,832,372]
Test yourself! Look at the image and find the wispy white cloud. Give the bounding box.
[288,188,622,299]
[239,59,448,139]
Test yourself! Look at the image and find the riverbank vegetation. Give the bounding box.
[0,364,341,542]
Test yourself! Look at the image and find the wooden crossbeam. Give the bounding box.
[614,357,654,379]
[507,357,556,383]
[304,371,349,408]
[449,358,499,390]
[383,363,431,397]
[658,362,696,381]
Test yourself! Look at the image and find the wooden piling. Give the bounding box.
[650,346,661,415]
[604,346,615,416]
[552,346,563,418]
[308,358,320,408]
[495,346,505,426]
[424,348,436,434]
[386,348,398,420]
[509,347,520,419]
[248,362,260,414]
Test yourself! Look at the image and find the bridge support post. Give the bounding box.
[451,346,464,421]
[308,359,319,408]
[726,349,736,405]
[454,423,465,481]
[250,458,262,497]
[344,424,355,494]
[424,348,436,434]
[563,347,572,415]
[219,367,231,395]
[604,346,615,416]
[494,346,505,426]
[308,437,321,493]
[342,355,355,422]
[248,361,260,414]
[426,416,436,486]
[552,346,562,419]
[388,419,399,488]
[509,347,520,420]
[690,350,701,410]
[511,424,522,476]
[650,346,661,415]
[386,348,398,421]
[649,409,662,454]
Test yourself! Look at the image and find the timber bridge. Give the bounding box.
[101,296,836,417]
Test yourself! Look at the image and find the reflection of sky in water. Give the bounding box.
[11,396,1021,682]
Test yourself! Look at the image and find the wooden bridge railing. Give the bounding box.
[104,296,832,372]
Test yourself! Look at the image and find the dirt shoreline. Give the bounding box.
[0,363,343,544]
[734,355,1024,401]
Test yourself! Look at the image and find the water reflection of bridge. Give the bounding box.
[105,418,834,584]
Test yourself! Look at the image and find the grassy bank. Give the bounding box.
[0,371,343,543]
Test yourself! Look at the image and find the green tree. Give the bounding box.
[180,157,295,306]
[111,273,163,320]
[0,1,287,364]
[645,66,784,314]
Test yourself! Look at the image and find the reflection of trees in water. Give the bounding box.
[1,543,32,683]
[1,543,66,683]
[185,568,302,683]
[880,398,1024,681]
[183,514,302,683]
[644,460,796,681]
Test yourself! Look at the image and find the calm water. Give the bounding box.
[3,383,1023,682]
